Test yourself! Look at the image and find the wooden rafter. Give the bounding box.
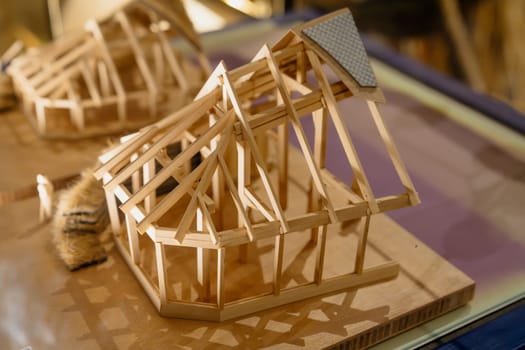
[367,101,420,205]
[119,112,231,212]
[173,118,235,241]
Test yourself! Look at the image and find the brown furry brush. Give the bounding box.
[52,168,109,271]
[49,142,186,270]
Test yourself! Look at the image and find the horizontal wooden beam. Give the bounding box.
[155,228,217,249]
[151,193,410,249]
[219,262,399,321]
[234,81,352,137]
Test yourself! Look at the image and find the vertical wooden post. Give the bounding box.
[296,50,307,83]
[237,140,250,263]
[67,83,85,131]
[80,59,102,105]
[275,86,289,211]
[97,61,111,97]
[367,101,420,206]
[309,107,328,242]
[197,247,210,300]
[35,100,46,135]
[314,224,327,284]
[143,155,156,213]
[125,214,140,265]
[277,123,288,210]
[131,153,140,193]
[255,133,269,174]
[210,113,224,228]
[354,214,371,274]
[155,242,168,305]
[196,209,210,300]
[217,247,225,309]
[273,235,285,295]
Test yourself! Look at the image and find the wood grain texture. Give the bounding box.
[0,94,474,350]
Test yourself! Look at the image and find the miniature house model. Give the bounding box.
[7,0,210,138]
[95,9,420,321]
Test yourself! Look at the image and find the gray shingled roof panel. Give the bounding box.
[302,12,377,88]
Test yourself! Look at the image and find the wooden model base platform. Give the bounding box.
[109,152,474,348]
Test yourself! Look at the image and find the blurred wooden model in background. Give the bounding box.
[7,0,210,138]
[95,9,420,321]
[0,41,24,110]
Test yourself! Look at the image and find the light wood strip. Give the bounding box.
[217,248,225,309]
[197,194,218,245]
[273,235,285,296]
[243,187,276,221]
[155,242,168,304]
[355,214,371,274]
[367,100,420,205]
[135,155,211,233]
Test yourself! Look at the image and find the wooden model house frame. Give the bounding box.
[95,9,420,321]
[7,0,210,138]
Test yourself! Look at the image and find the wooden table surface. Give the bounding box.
[0,19,524,350]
